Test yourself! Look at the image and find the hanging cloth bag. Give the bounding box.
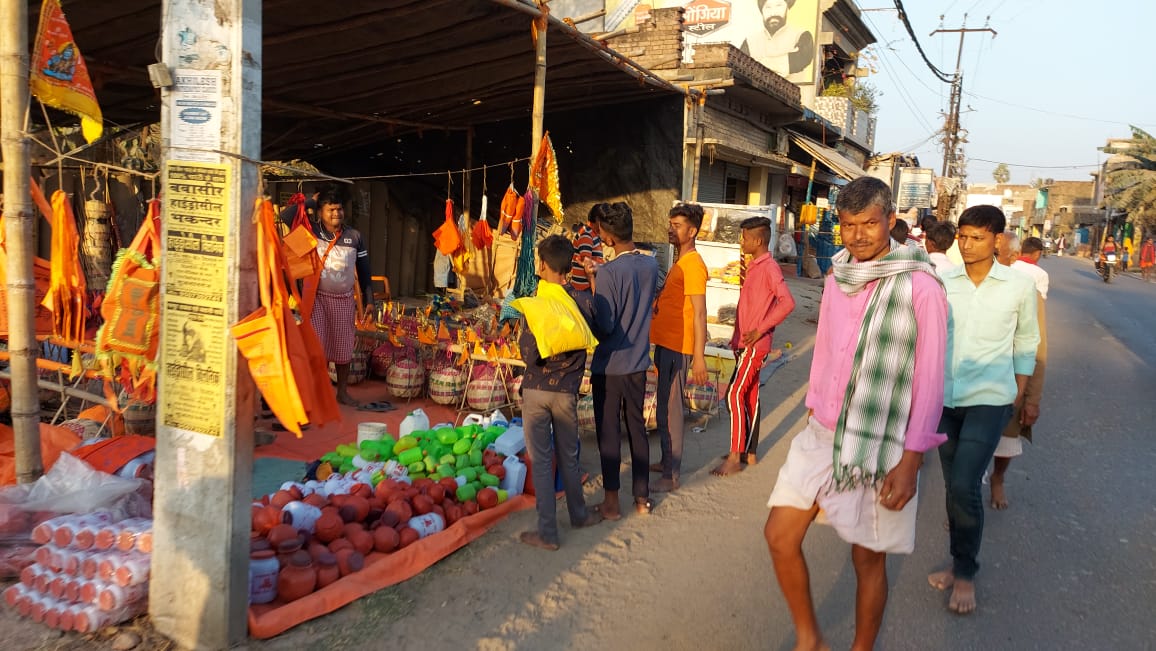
[93,199,162,405]
[433,199,463,256]
[281,193,320,281]
[231,199,310,436]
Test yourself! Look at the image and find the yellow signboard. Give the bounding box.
[160,162,230,438]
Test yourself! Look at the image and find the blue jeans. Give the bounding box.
[938,404,1013,580]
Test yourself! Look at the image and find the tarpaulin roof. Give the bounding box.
[788,131,869,181]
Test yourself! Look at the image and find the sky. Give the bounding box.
[859,0,1156,186]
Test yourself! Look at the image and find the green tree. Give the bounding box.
[1101,126,1156,232]
[992,163,1010,184]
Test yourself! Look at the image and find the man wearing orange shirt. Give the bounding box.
[648,204,709,493]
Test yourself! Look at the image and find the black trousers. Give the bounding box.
[592,372,649,499]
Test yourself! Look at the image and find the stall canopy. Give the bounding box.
[28,0,687,162]
[788,131,870,182]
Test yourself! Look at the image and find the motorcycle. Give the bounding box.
[1100,251,1118,283]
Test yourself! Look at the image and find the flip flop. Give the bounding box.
[357,401,396,412]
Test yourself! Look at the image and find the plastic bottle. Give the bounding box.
[248,550,279,605]
[460,413,485,427]
[399,408,430,437]
[490,423,526,457]
[500,456,527,496]
[407,512,445,538]
[280,500,322,534]
[97,581,149,611]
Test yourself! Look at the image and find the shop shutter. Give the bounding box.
[698,158,726,204]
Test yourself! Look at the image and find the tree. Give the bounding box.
[992,163,1010,184]
[1101,126,1156,233]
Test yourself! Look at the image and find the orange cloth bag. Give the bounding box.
[432,199,463,256]
[93,199,162,404]
[232,200,310,436]
[281,193,320,281]
[40,187,87,342]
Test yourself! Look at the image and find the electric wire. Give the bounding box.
[970,157,1100,169]
[892,0,955,83]
[861,13,939,135]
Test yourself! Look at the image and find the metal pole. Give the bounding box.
[531,11,548,160]
[0,0,43,483]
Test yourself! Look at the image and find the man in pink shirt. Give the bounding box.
[712,216,795,476]
[764,176,947,651]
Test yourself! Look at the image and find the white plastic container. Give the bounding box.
[489,409,509,428]
[500,456,527,496]
[407,513,445,539]
[280,501,322,533]
[460,413,485,427]
[356,422,388,446]
[490,423,525,457]
[398,409,430,437]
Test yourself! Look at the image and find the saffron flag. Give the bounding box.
[29,0,103,143]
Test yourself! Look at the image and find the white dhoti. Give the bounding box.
[768,417,919,554]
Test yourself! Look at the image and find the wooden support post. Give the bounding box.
[690,95,705,203]
[0,0,43,483]
[150,1,261,648]
[531,10,548,160]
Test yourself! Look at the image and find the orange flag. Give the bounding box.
[29,0,103,142]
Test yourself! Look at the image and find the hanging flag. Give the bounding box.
[29,0,103,143]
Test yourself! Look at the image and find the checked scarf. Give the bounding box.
[830,241,940,491]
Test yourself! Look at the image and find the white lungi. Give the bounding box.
[768,417,919,554]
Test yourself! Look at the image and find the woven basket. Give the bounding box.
[327,349,368,385]
[59,418,106,441]
[577,393,595,431]
[387,358,425,399]
[466,376,506,412]
[684,383,718,413]
[428,367,466,405]
[508,373,523,411]
[123,402,156,436]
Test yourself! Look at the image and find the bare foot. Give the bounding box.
[791,635,830,651]
[742,453,758,466]
[634,497,653,515]
[648,463,665,474]
[651,478,679,493]
[948,578,977,614]
[928,569,955,591]
[591,500,622,521]
[712,454,744,476]
[990,479,1009,510]
[518,531,559,551]
[573,511,605,528]
[336,393,359,407]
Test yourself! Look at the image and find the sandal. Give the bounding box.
[357,400,396,412]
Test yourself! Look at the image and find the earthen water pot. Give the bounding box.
[277,550,317,602]
[315,552,340,589]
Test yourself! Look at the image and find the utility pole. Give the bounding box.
[931,16,996,179]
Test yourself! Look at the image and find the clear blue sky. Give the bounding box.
[859,0,1156,185]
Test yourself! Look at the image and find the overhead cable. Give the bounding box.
[892,0,954,83]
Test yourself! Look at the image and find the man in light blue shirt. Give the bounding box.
[928,205,1040,616]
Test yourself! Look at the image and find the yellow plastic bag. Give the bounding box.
[511,281,597,358]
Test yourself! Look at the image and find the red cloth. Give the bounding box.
[1141,241,1155,267]
[727,348,767,455]
[730,253,796,355]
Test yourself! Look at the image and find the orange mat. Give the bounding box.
[247,493,532,639]
[0,422,82,485]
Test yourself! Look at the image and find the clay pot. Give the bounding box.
[276,538,303,568]
[367,508,384,524]
[266,524,297,549]
[328,538,354,554]
[344,495,370,522]
[303,493,327,509]
[348,528,374,556]
[313,512,344,544]
[334,548,364,577]
[373,526,400,553]
[342,522,365,539]
[252,504,280,535]
[379,510,400,529]
[338,505,359,524]
[398,527,419,549]
[277,550,317,602]
[350,483,372,499]
[250,535,272,554]
[286,485,304,501]
[270,490,294,509]
[315,552,340,589]
[307,541,330,564]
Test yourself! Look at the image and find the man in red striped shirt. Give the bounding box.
[569,205,605,292]
[713,216,796,476]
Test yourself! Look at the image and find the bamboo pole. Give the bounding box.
[531,7,548,160]
[690,95,705,202]
[1,0,43,483]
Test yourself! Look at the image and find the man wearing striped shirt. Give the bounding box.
[569,205,605,293]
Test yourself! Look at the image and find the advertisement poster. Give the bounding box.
[161,162,230,438]
[605,0,819,81]
[896,168,935,210]
[170,69,222,162]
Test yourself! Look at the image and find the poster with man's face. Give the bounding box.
[604,0,819,83]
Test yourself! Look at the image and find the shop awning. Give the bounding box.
[787,131,869,181]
